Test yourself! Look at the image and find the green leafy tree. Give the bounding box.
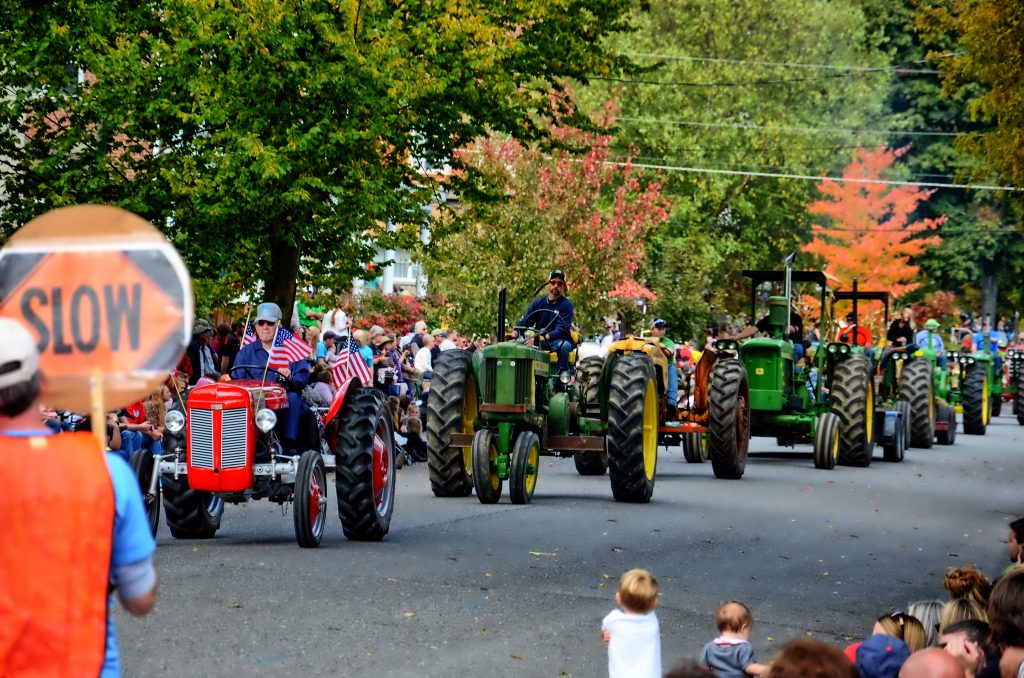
[421,102,671,336]
[0,0,641,313]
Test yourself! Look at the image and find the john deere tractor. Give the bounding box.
[947,328,996,435]
[425,290,658,504]
[711,256,848,471]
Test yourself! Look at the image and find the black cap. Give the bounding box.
[548,269,566,283]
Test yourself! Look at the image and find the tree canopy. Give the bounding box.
[0,0,642,313]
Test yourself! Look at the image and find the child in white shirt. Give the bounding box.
[601,568,662,678]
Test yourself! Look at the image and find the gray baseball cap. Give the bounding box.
[0,318,40,391]
[255,302,282,323]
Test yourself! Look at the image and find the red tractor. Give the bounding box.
[130,366,396,547]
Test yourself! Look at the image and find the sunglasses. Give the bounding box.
[255,320,277,327]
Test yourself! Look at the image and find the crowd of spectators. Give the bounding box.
[613,519,1024,677]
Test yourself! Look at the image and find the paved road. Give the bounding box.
[118,411,1024,677]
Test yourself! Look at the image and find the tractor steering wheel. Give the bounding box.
[514,308,569,342]
[229,364,291,384]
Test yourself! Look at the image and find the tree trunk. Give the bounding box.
[264,233,302,327]
[980,272,998,326]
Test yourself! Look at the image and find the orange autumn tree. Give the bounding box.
[803,145,944,303]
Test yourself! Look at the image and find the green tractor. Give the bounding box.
[425,290,659,504]
[1007,345,1024,425]
[834,288,956,453]
[947,328,996,435]
[711,257,852,471]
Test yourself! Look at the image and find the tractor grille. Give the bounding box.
[484,357,534,406]
[220,408,249,469]
[189,409,214,470]
[188,407,249,470]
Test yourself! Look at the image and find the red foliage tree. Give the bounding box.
[803,145,944,302]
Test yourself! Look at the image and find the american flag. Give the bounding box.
[331,336,373,389]
[242,323,312,370]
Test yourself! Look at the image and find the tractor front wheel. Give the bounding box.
[707,359,750,480]
[574,357,608,475]
[899,359,935,449]
[335,388,395,541]
[426,350,476,497]
[935,404,957,446]
[813,413,840,470]
[509,431,540,505]
[294,450,327,548]
[129,449,161,537]
[161,473,224,539]
[606,354,657,503]
[471,429,502,504]
[682,432,707,463]
[832,355,874,467]
[883,401,910,462]
[962,366,988,435]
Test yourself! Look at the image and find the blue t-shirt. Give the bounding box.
[700,639,756,677]
[2,432,157,677]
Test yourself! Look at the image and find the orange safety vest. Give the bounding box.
[0,433,114,677]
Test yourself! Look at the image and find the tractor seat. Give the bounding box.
[547,330,580,367]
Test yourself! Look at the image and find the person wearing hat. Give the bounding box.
[234,302,312,453]
[510,269,576,373]
[372,333,398,393]
[855,633,911,678]
[726,305,807,364]
[915,318,947,368]
[650,319,678,409]
[185,318,219,385]
[0,318,157,675]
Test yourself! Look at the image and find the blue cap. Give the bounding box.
[855,634,909,678]
[651,318,667,329]
[255,302,282,323]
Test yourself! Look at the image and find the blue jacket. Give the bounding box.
[233,340,310,392]
[519,295,574,342]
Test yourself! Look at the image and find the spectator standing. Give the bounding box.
[186,319,219,385]
[699,600,769,677]
[295,284,324,347]
[322,296,350,339]
[219,321,242,374]
[414,332,435,380]
[0,318,157,677]
[601,568,662,678]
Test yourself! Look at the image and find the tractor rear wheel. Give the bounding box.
[899,359,935,448]
[992,392,1002,418]
[509,431,540,505]
[574,357,608,476]
[935,404,957,445]
[831,355,874,467]
[707,359,750,480]
[682,432,707,463]
[606,354,657,503]
[1018,372,1024,425]
[426,350,476,497]
[883,401,910,462]
[471,429,502,504]
[336,388,395,541]
[294,450,327,548]
[161,472,224,539]
[962,366,988,435]
[813,412,840,470]
[129,449,161,537]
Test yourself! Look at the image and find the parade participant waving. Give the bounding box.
[235,302,312,454]
[0,318,157,677]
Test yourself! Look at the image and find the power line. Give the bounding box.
[616,116,960,138]
[591,72,878,88]
[621,52,939,75]
[600,159,1018,191]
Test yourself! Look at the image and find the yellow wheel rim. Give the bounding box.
[982,374,990,424]
[643,377,657,481]
[865,380,874,443]
[525,440,539,495]
[832,425,839,461]
[461,378,478,475]
[487,437,501,492]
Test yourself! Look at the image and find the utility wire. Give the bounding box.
[616,116,960,138]
[591,72,883,88]
[620,52,939,75]
[600,159,1018,192]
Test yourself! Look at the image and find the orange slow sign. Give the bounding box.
[0,205,193,411]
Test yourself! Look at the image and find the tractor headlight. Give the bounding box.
[968,357,976,364]
[947,351,959,359]
[255,408,278,433]
[839,344,850,355]
[828,343,838,354]
[559,370,571,385]
[166,410,185,434]
[716,339,738,351]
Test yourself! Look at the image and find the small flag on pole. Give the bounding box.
[331,336,372,389]
[243,323,312,369]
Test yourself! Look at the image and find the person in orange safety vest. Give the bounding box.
[0,318,157,677]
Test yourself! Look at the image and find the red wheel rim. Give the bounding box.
[371,417,394,516]
[308,470,322,526]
